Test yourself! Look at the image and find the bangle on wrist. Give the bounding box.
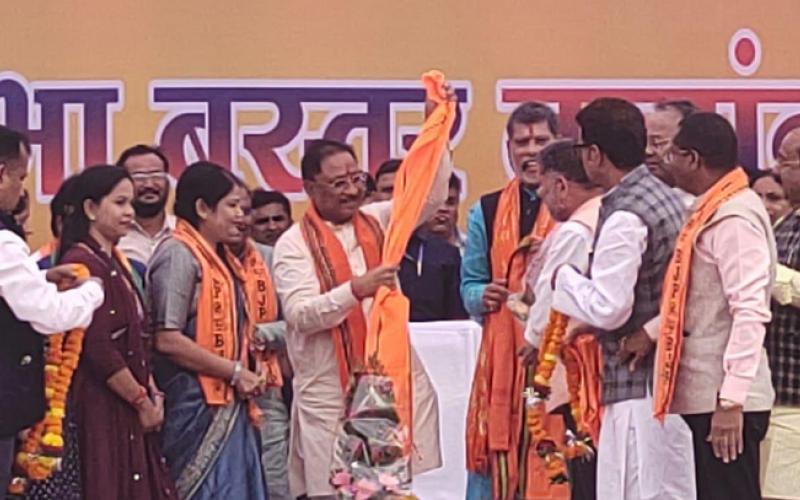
[229,361,243,386]
[131,386,149,409]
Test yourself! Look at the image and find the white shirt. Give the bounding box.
[674,188,696,210]
[271,153,451,496]
[524,220,594,346]
[0,231,103,334]
[553,210,648,330]
[118,214,175,265]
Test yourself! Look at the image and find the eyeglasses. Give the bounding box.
[315,172,369,192]
[663,148,693,164]
[573,142,593,150]
[130,171,169,182]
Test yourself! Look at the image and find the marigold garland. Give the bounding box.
[7,264,89,496]
[524,309,595,485]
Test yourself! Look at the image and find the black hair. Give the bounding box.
[654,99,699,120]
[58,165,132,259]
[448,173,462,192]
[576,97,646,170]
[0,125,31,164]
[173,161,239,228]
[252,189,292,218]
[749,169,782,188]
[375,159,402,183]
[301,139,357,181]
[50,176,80,237]
[539,139,591,185]
[506,102,559,138]
[673,112,738,171]
[116,144,169,172]
[365,173,376,194]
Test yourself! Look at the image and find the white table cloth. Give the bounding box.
[409,320,482,500]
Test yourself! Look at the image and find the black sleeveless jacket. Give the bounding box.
[0,216,46,437]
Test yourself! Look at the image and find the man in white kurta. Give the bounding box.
[521,139,603,499]
[552,98,695,500]
[272,146,449,498]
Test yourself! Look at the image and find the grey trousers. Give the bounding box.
[257,387,292,500]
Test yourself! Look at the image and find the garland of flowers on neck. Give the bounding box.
[7,265,89,496]
[524,309,595,484]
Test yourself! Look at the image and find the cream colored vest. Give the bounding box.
[670,189,776,415]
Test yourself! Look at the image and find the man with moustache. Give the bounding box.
[552,98,695,499]
[0,126,104,492]
[117,144,175,265]
[762,127,800,500]
[462,102,565,499]
[645,99,698,208]
[251,189,293,249]
[271,81,454,499]
[522,139,602,500]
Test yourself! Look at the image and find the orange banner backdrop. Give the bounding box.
[2,0,799,248]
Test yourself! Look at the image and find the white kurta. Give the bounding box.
[272,156,450,498]
[523,197,600,413]
[552,179,696,500]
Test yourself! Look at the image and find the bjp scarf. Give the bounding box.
[238,239,283,388]
[172,219,249,406]
[466,177,561,500]
[653,167,749,420]
[362,70,457,441]
[301,205,383,391]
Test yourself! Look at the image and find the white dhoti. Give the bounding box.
[761,405,800,500]
[597,395,696,500]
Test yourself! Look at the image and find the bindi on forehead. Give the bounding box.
[510,122,553,142]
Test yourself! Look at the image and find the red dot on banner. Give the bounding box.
[735,38,756,66]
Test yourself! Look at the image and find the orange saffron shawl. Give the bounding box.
[466,177,560,499]
[172,219,268,408]
[238,239,283,388]
[653,167,749,420]
[300,205,383,391]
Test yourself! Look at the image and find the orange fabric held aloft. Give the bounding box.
[364,70,457,439]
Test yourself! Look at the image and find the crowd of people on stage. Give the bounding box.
[0,78,798,500]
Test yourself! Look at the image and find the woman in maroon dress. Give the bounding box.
[58,165,176,500]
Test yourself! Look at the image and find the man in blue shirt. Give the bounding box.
[462,102,560,499]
